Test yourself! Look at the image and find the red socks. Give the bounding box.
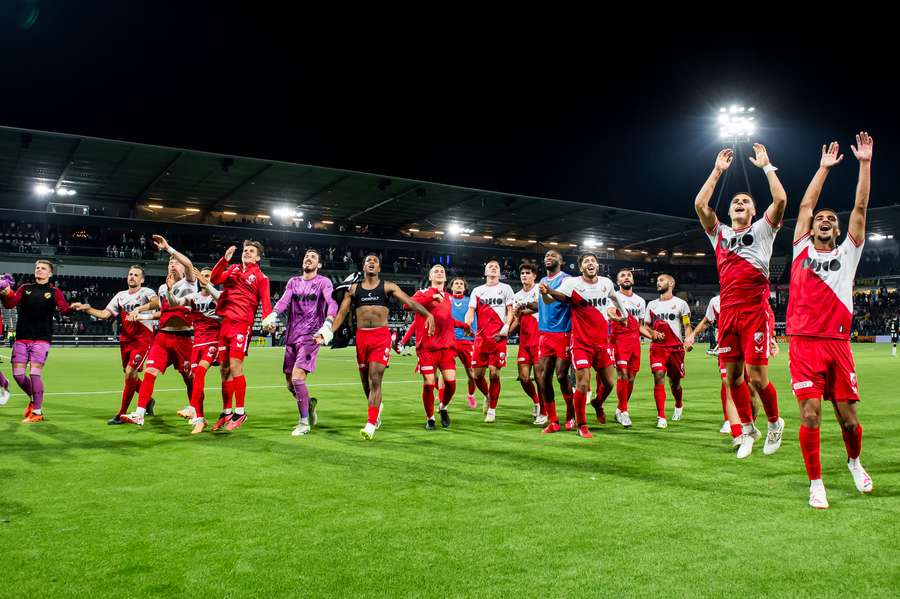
[799,425,822,480]
[222,380,233,411]
[758,382,780,423]
[422,384,436,418]
[137,372,157,409]
[442,380,456,407]
[730,423,743,438]
[573,389,587,426]
[653,384,666,419]
[842,423,863,460]
[563,392,574,422]
[545,400,558,423]
[191,365,207,418]
[119,376,141,415]
[488,377,501,409]
[233,375,247,409]
[367,405,379,425]
[729,381,752,423]
[616,379,629,412]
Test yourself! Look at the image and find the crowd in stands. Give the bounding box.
[853,289,900,337]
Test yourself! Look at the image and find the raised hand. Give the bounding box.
[820,141,844,169]
[224,245,237,262]
[152,235,169,251]
[715,148,734,172]
[851,131,873,162]
[748,143,771,168]
[193,267,209,288]
[165,273,175,291]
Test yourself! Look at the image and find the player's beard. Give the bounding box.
[620,283,632,291]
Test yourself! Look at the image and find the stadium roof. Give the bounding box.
[0,125,794,256]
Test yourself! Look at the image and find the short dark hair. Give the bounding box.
[129,265,145,275]
[244,240,264,257]
[731,192,755,207]
[304,248,322,261]
[518,260,537,275]
[363,253,380,264]
[35,259,54,273]
[617,267,633,276]
[578,252,598,266]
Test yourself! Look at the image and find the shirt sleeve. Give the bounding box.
[105,293,120,316]
[841,235,865,272]
[1,285,24,309]
[468,289,479,310]
[210,258,230,285]
[257,274,272,316]
[704,302,716,323]
[54,287,73,314]
[322,279,338,318]
[705,220,721,247]
[643,303,653,324]
[273,279,293,315]
[503,285,514,305]
[557,277,575,298]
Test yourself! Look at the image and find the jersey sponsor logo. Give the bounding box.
[481,297,507,307]
[360,294,382,302]
[721,233,754,251]
[792,380,813,390]
[653,312,680,322]
[626,307,642,317]
[300,293,319,302]
[801,257,841,272]
[576,296,609,308]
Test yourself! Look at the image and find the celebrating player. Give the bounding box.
[695,143,787,458]
[449,277,479,408]
[609,268,647,428]
[788,134,874,508]
[512,260,546,425]
[535,250,575,433]
[263,249,337,436]
[644,275,692,429]
[324,254,433,440]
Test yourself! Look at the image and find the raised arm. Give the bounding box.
[794,142,843,243]
[210,246,237,285]
[388,283,435,336]
[748,143,788,227]
[848,131,873,243]
[154,235,196,282]
[695,149,733,232]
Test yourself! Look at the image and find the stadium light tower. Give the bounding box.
[714,104,758,212]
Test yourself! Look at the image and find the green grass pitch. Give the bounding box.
[1,344,898,597]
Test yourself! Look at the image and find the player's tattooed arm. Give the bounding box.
[695,148,732,232]
[154,235,196,282]
[848,132,873,244]
[749,143,788,227]
[389,283,435,336]
[795,141,843,243]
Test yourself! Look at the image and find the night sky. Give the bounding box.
[2,4,895,220]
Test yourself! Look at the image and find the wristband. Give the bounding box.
[762,164,778,174]
[165,246,176,255]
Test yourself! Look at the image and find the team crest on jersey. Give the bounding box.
[248,274,257,284]
[25,290,31,295]
[44,292,51,299]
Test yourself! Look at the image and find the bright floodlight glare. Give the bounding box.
[34,184,52,195]
[272,207,290,218]
[448,223,462,235]
[748,107,756,112]
[718,114,729,124]
[719,107,727,112]
[729,105,739,113]
[870,233,886,241]
[583,238,597,248]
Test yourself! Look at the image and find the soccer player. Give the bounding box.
[407,264,469,430]
[0,260,84,422]
[512,261,546,425]
[120,237,198,425]
[262,249,337,437]
[685,294,731,433]
[644,274,692,429]
[449,277,479,408]
[76,265,158,424]
[695,143,787,458]
[208,239,272,431]
[788,134,874,509]
[541,253,627,438]
[465,260,515,423]
[324,254,433,440]
[162,266,225,434]
[609,267,647,428]
[535,250,575,434]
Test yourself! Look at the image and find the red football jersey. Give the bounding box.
[556,275,617,348]
[210,259,272,325]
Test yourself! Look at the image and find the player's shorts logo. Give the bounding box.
[754,332,764,344]
[237,334,244,342]
[134,353,142,361]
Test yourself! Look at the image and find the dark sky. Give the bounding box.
[1,4,895,219]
